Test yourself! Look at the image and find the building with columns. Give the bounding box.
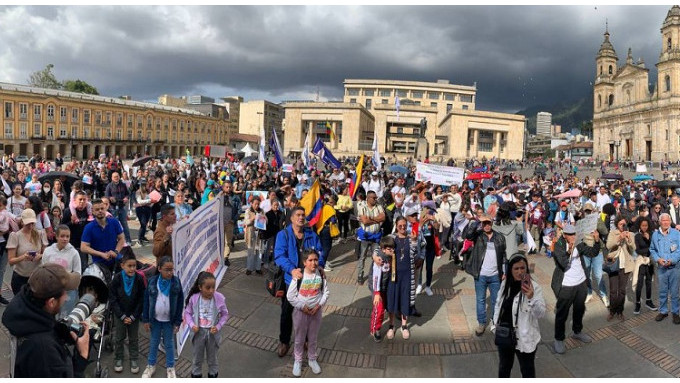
[283,79,525,161]
[593,6,680,162]
[0,83,230,160]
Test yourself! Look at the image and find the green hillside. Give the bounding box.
[516,92,593,135]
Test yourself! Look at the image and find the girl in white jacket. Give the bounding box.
[492,253,546,378]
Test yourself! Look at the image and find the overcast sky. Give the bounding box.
[0,5,674,113]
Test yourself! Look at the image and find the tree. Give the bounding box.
[63,79,99,95]
[27,64,62,89]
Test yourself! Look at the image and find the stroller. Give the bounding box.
[79,263,113,378]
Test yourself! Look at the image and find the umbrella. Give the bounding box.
[389,165,408,174]
[555,189,582,199]
[242,155,259,164]
[632,174,654,182]
[132,155,153,167]
[602,173,623,180]
[38,171,80,183]
[657,180,680,189]
[465,172,493,181]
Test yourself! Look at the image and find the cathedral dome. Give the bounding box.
[662,5,680,29]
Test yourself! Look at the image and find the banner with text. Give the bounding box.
[173,194,226,355]
[415,162,465,186]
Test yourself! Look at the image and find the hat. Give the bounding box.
[371,171,378,176]
[614,189,622,195]
[479,214,492,223]
[422,200,436,210]
[21,209,36,225]
[207,180,216,187]
[563,224,576,235]
[404,206,420,217]
[583,202,596,211]
[28,264,81,299]
[560,201,568,207]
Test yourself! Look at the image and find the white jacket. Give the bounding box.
[492,280,546,353]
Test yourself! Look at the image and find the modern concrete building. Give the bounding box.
[0,83,230,159]
[239,100,284,149]
[536,112,552,137]
[221,96,242,137]
[593,6,680,162]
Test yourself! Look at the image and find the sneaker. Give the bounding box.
[131,242,142,249]
[645,300,658,311]
[131,360,139,374]
[308,359,322,374]
[386,326,395,340]
[424,287,433,296]
[601,295,610,308]
[607,313,615,322]
[656,313,669,322]
[323,264,333,272]
[372,331,382,342]
[415,284,423,295]
[191,374,203,378]
[475,323,485,336]
[141,364,156,378]
[585,294,593,304]
[277,342,289,357]
[292,361,302,377]
[571,332,592,343]
[208,373,218,378]
[224,258,230,267]
[167,367,176,378]
[674,314,680,325]
[634,302,641,315]
[553,340,566,354]
[401,326,410,340]
[255,270,263,275]
[114,359,123,373]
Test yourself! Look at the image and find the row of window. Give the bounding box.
[350,98,469,111]
[346,88,474,103]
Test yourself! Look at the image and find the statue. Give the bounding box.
[419,117,427,138]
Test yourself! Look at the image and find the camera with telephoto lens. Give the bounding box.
[59,293,96,337]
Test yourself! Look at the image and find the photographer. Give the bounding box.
[2,263,89,377]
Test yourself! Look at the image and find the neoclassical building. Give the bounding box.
[593,6,680,162]
[0,83,230,160]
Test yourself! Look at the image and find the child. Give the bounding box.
[368,236,394,342]
[142,256,184,379]
[109,248,145,374]
[287,249,329,377]
[41,224,81,318]
[543,222,556,258]
[69,180,93,222]
[183,271,229,378]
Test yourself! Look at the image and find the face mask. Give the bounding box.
[43,187,51,193]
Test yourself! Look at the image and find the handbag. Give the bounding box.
[602,256,620,274]
[265,262,286,298]
[494,293,521,348]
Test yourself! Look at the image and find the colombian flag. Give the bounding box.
[349,154,364,199]
[300,179,324,227]
[326,121,336,141]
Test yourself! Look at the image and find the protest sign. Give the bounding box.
[282,164,294,173]
[173,194,226,355]
[636,163,648,173]
[415,162,465,186]
[244,190,268,210]
[576,213,598,243]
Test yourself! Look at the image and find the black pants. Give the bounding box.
[136,206,152,241]
[11,272,29,296]
[424,248,436,287]
[498,346,536,378]
[337,211,350,238]
[635,263,654,302]
[150,203,160,232]
[319,227,332,266]
[554,281,587,341]
[607,270,629,315]
[279,283,294,345]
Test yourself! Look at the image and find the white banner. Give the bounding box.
[173,194,226,355]
[207,145,227,158]
[636,163,648,173]
[415,162,465,186]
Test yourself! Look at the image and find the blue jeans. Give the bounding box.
[147,320,175,368]
[657,266,680,315]
[474,274,501,325]
[113,206,132,244]
[584,253,607,298]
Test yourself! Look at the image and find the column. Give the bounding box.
[473,129,479,158]
[495,132,501,158]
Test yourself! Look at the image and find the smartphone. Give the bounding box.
[28,251,37,259]
[522,273,531,287]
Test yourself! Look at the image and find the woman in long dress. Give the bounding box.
[385,216,417,340]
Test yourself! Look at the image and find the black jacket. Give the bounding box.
[551,237,600,297]
[1,286,88,378]
[109,271,145,321]
[464,220,507,280]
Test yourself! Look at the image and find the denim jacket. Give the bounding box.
[142,275,184,327]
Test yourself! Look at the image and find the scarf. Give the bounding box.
[122,272,135,297]
[158,275,172,296]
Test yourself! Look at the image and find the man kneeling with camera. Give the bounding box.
[2,263,90,377]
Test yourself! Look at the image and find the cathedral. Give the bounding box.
[593,5,680,162]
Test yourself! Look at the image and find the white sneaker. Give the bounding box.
[585,294,593,303]
[425,287,433,296]
[323,263,333,272]
[131,242,142,249]
[308,359,322,374]
[415,284,423,295]
[141,365,156,378]
[292,361,302,377]
[167,367,176,378]
[602,295,610,308]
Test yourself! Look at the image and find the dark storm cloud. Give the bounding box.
[0,5,673,112]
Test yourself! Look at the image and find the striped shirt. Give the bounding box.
[358,203,384,234]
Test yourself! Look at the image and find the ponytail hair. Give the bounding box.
[185,271,216,306]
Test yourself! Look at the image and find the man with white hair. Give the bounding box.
[650,213,680,324]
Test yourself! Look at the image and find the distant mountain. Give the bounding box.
[515,92,593,135]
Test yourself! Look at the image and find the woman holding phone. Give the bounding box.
[6,209,48,295]
[492,253,546,378]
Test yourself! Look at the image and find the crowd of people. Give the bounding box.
[0,150,680,378]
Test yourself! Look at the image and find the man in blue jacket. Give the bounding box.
[274,206,324,357]
[650,213,680,324]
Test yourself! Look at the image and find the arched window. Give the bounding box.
[666,75,671,92]
[598,94,602,107]
[608,94,614,106]
[608,65,613,74]
[626,89,631,103]
[668,37,672,51]
[599,65,603,75]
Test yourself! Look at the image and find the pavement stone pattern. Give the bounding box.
[1,165,680,377]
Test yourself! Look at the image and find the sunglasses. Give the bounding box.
[482,221,492,225]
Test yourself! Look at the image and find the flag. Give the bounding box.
[312,138,342,169]
[315,204,338,235]
[325,120,336,141]
[258,125,266,163]
[302,128,311,167]
[395,95,400,122]
[300,179,324,227]
[349,154,364,199]
[269,128,283,168]
[372,130,381,171]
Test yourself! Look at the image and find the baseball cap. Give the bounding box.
[479,214,492,223]
[371,171,378,176]
[28,264,81,299]
[563,224,576,235]
[21,209,36,225]
[405,206,420,217]
[583,202,595,212]
[560,201,568,207]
